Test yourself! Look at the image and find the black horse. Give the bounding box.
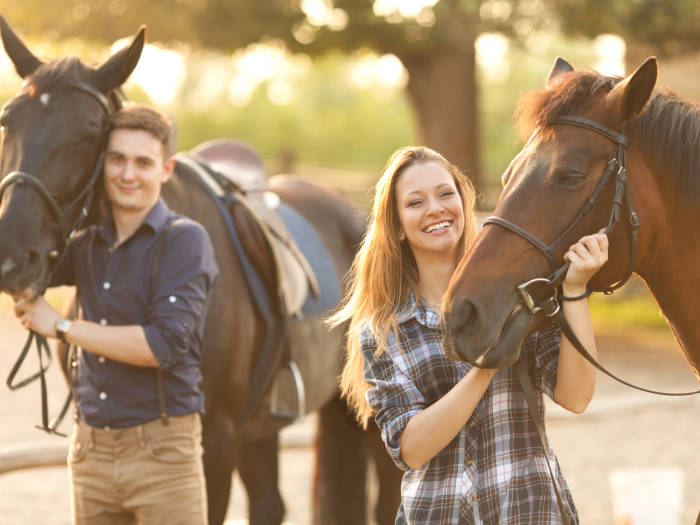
[0,21,400,525]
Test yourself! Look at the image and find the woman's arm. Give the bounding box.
[553,230,608,413]
[399,367,496,470]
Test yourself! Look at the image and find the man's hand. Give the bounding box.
[13,295,61,338]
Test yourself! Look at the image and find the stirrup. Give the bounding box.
[269,361,306,420]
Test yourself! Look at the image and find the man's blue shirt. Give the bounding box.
[51,199,219,428]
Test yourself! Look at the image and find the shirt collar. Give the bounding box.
[397,294,441,330]
[96,198,171,244]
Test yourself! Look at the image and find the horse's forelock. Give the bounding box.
[515,70,620,141]
[25,56,91,96]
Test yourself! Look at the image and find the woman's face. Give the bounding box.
[394,160,465,264]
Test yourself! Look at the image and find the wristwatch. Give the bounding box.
[55,318,73,343]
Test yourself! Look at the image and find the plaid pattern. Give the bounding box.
[362,299,578,524]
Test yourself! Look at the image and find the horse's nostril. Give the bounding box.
[451,299,480,336]
[26,249,41,268]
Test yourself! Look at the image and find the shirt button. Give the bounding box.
[469,420,476,428]
[100,318,108,326]
[98,356,106,364]
[103,282,111,290]
[168,295,177,303]
[99,392,108,400]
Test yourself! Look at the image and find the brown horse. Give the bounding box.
[0,20,400,525]
[442,56,699,381]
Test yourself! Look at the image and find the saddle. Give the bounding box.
[178,139,320,318]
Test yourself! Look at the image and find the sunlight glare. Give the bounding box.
[373,0,439,19]
[228,43,310,106]
[301,0,348,30]
[475,33,509,83]
[111,40,185,106]
[348,53,407,90]
[376,54,408,88]
[594,34,625,76]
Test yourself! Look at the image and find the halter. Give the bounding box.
[483,115,700,397]
[3,82,116,435]
[0,82,113,283]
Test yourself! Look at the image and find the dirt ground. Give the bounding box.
[0,308,698,525]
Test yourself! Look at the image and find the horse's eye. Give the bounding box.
[553,169,585,187]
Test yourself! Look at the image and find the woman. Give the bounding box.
[332,146,606,524]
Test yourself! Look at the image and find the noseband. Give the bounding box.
[0,82,114,281]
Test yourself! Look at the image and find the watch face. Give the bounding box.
[57,319,72,332]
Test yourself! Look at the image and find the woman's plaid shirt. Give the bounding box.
[362,300,578,524]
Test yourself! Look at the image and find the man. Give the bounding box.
[14,105,218,524]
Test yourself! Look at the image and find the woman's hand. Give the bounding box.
[562,229,609,296]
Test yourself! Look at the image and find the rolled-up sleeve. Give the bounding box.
[143,221,218,368]
[522,322,562,400]
[361,327,426,471]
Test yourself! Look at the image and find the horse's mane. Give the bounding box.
[25,56,91,96]
[516,70,700,203]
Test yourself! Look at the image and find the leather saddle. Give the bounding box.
[181,139,320,319]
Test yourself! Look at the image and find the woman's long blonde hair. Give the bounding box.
[330,146,478,427]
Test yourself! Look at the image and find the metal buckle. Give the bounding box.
[517,277,560,317]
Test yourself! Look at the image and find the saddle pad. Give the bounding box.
[275,203,341,319]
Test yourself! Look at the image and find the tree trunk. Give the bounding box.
[402,43,481,195]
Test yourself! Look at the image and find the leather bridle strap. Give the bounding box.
[3,82,115,435]
[514,357,574,525]
[0,82,111,275]
[552,310,700,396]
[486,114,700,395]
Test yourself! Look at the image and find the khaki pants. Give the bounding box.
[68,413,208,525]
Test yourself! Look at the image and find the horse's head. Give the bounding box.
[443,56,658,368]
[0,19,144,297]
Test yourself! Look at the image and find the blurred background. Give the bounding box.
[0,1,698,524]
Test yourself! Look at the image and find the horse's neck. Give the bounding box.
[641,252,700,379]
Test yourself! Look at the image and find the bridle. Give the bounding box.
[482,115,699,525]
[2,81,117,435]
[485,115,639,318]
[482,114,700,398]
[0,82,113,281]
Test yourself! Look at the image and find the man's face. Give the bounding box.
[103,128,172,216]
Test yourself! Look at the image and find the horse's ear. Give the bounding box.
[0,17,43,78]
[546,57,574,88]
[92,26,146,93]
[605,57,657,123]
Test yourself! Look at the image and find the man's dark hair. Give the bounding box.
[109,105,172,158]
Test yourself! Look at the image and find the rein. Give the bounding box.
[3,82,117,435]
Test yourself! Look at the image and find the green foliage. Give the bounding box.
[171,52,415,170]
[549,0,700,55]
[589,292,669,332]
[478,33,601,203]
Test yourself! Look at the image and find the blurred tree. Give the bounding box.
[0,0,560,194]
[550,0,700,57]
